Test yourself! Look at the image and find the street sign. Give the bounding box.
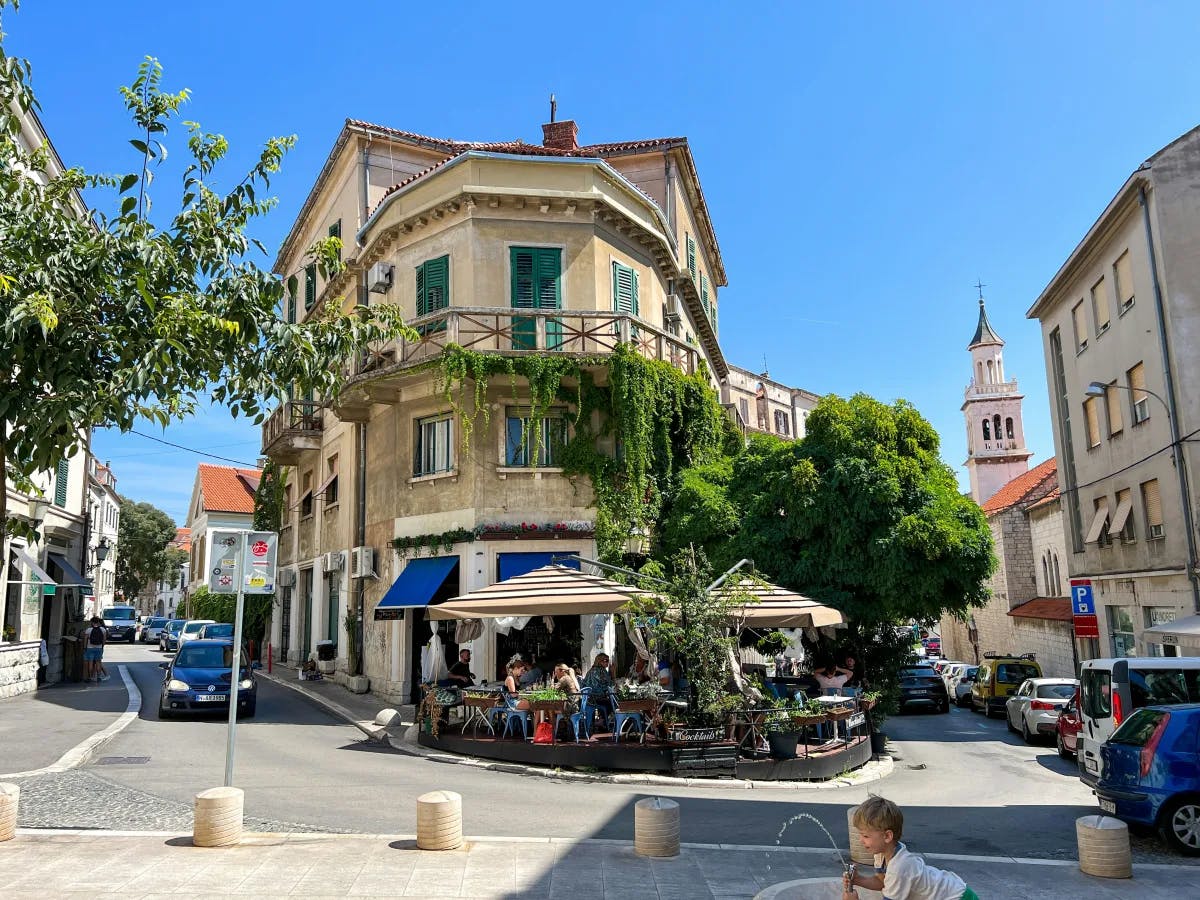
[242,531,277,595]
[1073,614,1100,639]
[209,530,243,594]
[208,530,277,594]
[1070,580,1095,616]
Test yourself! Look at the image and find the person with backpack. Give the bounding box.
[83,616,106,683]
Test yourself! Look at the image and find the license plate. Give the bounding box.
[195,695,227,702]
[910,689,926,695]
[1085,757,1098,773]
[1099,799,1116,814]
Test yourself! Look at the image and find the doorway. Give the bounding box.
[300,567,314,662]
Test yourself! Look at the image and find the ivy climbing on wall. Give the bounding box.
[433,343,734,561]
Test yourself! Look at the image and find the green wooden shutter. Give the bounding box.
[687,235,697,281]
[701,274,710,317]
[304,264,316,310]
[511,248,561,349]
[536,248,562,349]
[425,255,449,312]
[328,220,342,261]
[55,460,69,507]
[286,275,297,323]
[415,262,427,317]
[612,262,639,337]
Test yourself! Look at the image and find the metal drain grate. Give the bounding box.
[95,756,151,765]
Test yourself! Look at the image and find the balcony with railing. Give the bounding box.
[964,379,1019,400]
[261,400,324,465]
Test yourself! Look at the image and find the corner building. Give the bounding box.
[262,117,815,703]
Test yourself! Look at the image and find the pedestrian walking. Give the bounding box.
[83,616,106,683]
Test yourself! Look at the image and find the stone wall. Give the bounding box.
[0,641,40,699]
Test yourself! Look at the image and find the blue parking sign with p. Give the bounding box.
[1071,581,1095,616]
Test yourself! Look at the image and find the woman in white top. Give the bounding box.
[813,662,854,694]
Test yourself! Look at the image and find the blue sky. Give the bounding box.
[9,2,1200,524]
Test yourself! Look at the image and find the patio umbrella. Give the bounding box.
[718,578,846,629]
[426,564,652,620]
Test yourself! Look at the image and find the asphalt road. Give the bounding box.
[69,644,1118,860]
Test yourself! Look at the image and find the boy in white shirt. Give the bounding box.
[843,797,979,900]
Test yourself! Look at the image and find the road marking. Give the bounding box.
[0,665,142,779]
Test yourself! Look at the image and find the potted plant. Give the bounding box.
[763,707,801,759]
[526,687,569,717]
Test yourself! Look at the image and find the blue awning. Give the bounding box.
[48,552,91,591]
[498,552,579,581]
[377,556,459,611]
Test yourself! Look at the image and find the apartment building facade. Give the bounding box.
[1028,125,1200,658]
[721,365,819,439]
[260,116,817,703]
[84,459,121,619]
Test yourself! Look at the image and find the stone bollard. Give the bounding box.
[847,807,873,866]
[634,796,680,858]
[193,787,244,848]
[0,783,18,842]
[416,790,463,851]
[1076,815,1132,879]
[374,708,401,727]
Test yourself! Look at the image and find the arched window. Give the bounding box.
[977,361,984,385]
[997,356,1005,382]
[982,420,991,441]
[986,359,994,383]
[993,414,1002,439]
[1005,417,1014,440]
[1052,554,1062,596]
[1042,556,1050,595]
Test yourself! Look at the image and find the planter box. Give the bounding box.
[789,714,828,727]
[347,675,369,694]
[615,699,658,714]
[530,699,568,716]
[824,707,855,721]
[316,659,336,675]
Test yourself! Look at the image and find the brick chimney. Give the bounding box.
[542,119,579,151]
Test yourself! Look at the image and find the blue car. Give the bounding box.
[158,639,257,719]
[1096,703,1200,854]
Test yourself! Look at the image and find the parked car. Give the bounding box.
[954,666,979,707]
[1005,677,1078,743]
[939,663,967,694]
[198,623,235,640]
[1078,657,1200,786]
[899,665,950,713]
[159,619,185,652]
[177,619,216,651]
[971,655,1042,717]
[140,616,168,643]
[101,605,139,643]
[158,639,256,719]
[1057,688,1083,759]
[1096,704,1200,855]
[923,636,941,655]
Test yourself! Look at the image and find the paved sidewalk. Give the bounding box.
[0,671,130,776]
[1,829,1193,898]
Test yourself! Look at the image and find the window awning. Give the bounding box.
[498,552,578,581]
[48,552,91,590]
[1108,495,1134,537]
[1142,613,1200,647]
[10,545,54,586]
[1084,504,1110,544]
[376,556,459,611]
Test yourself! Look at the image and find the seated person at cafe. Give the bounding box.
[814,660,854,694]
[553,662,581,712]
[446,648,475,687]
[582,652,616,722]
[503,658,532,710]
[627,656,652,684]
[518,661,544,688]
[657,659,674,692]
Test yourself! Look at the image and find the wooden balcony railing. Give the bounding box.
[261,400,323,456]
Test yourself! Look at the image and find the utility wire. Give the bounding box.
[1055,425,1200,500]
[126,429,259,468]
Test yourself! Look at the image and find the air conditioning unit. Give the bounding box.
[351,546,376,579]
[665,294,683,325]
[322,551,345,573]
[368,262,394,294]
[277,568,296,588]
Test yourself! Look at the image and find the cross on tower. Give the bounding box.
[974,279,986,300]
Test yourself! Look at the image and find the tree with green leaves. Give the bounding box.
[0,10,414,548]
[114,498,178,601]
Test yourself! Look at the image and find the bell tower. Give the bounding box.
[963,295,1033,504]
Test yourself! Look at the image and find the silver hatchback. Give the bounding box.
[1006,677,1078,743]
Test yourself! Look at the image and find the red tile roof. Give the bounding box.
[197,463,261,515]
[981,458,1059,515]
[1007,597,1073,622]
[170,527,191,551]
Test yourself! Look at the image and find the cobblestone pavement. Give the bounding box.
[10,769,348,834]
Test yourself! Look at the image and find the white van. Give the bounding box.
[1077,656,1200,785]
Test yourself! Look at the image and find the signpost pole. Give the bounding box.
[224,531,248,787]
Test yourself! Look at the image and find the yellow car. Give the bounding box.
[971,654,1042,718]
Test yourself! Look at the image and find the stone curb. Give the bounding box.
[0,665,142,779]
[262,670,895,791]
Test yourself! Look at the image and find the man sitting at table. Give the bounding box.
[447,648,475,687]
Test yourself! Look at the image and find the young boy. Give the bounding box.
[844,797,978,900]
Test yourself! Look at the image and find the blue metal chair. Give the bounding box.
[495,689,531,740]
[555,690,593,742]
[609,691,646,743]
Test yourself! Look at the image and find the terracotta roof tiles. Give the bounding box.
[980,458,1058,515]
[197,463,261,515]
[1007,597,1073,622]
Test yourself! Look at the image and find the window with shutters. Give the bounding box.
[304,264,317,311]
[1141,479,1164,539]
[1091,277,1110,334]
[738,398,749,425]
[1127,362,1150,424]
[416,255,450,317]
[324,454,339,506]
[1083,397,1101,448]
[510,247,563,350]
[1114,487,1135,542]
[700,273,710,318]
[326,571,339,645]
[1092,496,1112,547]
[773,410,790,436]
[505,409,566,467]
[686,234,697,281]
[328,220,342,261]
[1105,381,1123,436]
[55,459,69,507]
[300,470,313,519]
[286,275,297,324]
[1114,250,1135,314]
[1072,300,1088,352]
[414,414,454,477]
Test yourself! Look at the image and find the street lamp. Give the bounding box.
[1083,380,1200,614]
[86,537,110,573]
[26,495,50,541]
